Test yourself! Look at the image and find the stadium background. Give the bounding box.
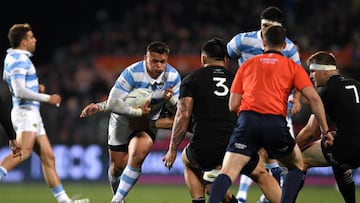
[1,0,360,185]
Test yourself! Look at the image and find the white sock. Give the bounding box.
[236,175,253,200]
[52,184,70,203]
[258,193,268,203]
[0,166,8,181]
[108,168,121,195]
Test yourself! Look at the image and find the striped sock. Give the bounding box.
[236,175,253,201]
[0,166,8,181]
[112,166,141,202]
[52,184,70,202]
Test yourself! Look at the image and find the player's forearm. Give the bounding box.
[169,128,187,151]
[106,87,142,116]
[12,79,50,102]
[169,115,189,151]
[107,98,142,116]
[293,89,302,100]
[308,99,328,133]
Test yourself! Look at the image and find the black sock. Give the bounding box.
[281,168,305,203]
[192,197,206,203]
[208,174,231,203]
[227,195,238,203]
[332,166,355,203]
[221,194,238,203]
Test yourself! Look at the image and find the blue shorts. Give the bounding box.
[227,110,295,159]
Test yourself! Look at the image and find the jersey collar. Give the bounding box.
[264,50,283,55]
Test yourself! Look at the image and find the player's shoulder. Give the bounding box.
[285,37,295,45]
[284,38,297,50]
[229,30,260,43]
[6,53,29,64]
[330,74,360,86]
[244,30,260,37]
[165,63,179,73]
[126,61,144,72]
[181,67,206,83]
[236,30,259,37]
[165,64,181,83]
[190,66,227,77]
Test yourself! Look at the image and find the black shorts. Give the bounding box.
[185,143,259,175]
[108,129,156,152]
[227,110,295,160]
[185,143,225,171]
[321,133,360,169]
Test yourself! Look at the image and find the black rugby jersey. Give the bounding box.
[319,74,360,134]
[180,65,236,146]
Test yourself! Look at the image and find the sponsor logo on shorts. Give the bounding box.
[277,146,289,152]
[234,142,247,149]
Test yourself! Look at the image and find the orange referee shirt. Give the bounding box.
[231,51,313,117]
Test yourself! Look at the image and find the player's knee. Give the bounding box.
[113,164,125,175]
[20,152,31,161]
[41,152,56,165]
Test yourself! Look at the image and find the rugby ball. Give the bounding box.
[124,88,152,107]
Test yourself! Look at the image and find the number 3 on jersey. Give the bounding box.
[213,77,229,96]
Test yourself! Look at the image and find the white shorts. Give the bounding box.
[108,113,131,146]
[107,113,158,146]
[11,106,46,136]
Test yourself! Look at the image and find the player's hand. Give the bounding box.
[80,103,100,118]
[322,131,334,147]
[39,84,46,93]
[162,149,177,170]
[48,94,61,107]
[140,100,151,116]
[290,97,301,115]
[164,85,174,101]
[9,139,22,158]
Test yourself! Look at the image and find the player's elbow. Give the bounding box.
[105,98,115,111]
[12,87,23,98]
[228,93,241,113]
[105,98,124,113]
[228,102,239,113]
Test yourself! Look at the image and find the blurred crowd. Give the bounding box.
[2,0,360,146]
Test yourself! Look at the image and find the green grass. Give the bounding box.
[0,182,359,202]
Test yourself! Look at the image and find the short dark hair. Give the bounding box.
[146,41,170,55]
[201,38,227,61]
[260,6,284,24]
[307,51,336,66]
[264,25,286,47]
[8,23,32,48]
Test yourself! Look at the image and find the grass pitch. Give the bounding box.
[0,182,358,202]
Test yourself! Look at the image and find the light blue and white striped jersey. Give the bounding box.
[111,60,181,120]
[3,48,42,109]
[227,29,301,123]
[227,30,300,65]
